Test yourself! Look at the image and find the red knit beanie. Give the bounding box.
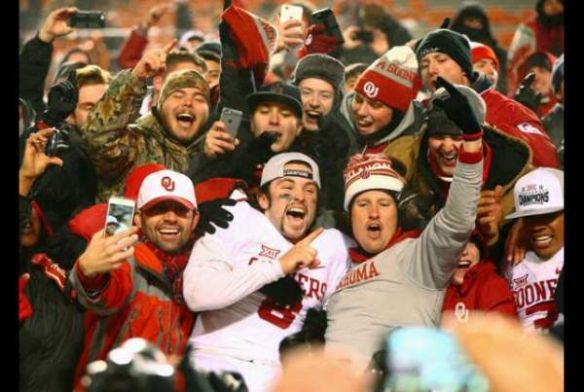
[470,42,500,70]
[354,46,421,112]
[124,163,167,200]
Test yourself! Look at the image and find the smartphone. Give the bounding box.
[384,327,490,392]
[311,8,345,44]
[280,5,304,23]
[105,196,135,238]
[70,11,106,29]
[220,107,243,138]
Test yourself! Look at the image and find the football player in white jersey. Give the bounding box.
[182,152,352,391]
[506,167,564,331]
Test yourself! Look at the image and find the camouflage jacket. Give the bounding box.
[79,70,199,202]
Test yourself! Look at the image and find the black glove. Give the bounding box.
[43,71,78,127]
[259,275,303,308]
[514,72,542,112]
[439,17,450,28]
[195,198,237,237]
[432,76,483,141]
[278,307,327,360]
[207,371,248,392]
[232,132,278,184]
[44,127,70,157]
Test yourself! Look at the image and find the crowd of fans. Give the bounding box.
[19,0,564,391]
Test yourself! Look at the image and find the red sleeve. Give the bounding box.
[483,90,560,168]
[495,120,559,168]
[19,274,32,322]
[480,275,519,319]
[118,27,149,70]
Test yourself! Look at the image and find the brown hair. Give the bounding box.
[166,49,208,74]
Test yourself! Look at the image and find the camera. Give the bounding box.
[44,127,70,157]
[70,11,106,29]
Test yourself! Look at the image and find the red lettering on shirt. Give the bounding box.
[336,261,380,291]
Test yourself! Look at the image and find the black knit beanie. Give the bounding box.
[292,54,346,91]
[415,29,473,79]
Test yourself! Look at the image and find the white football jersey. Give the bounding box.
[510,247,563,331]
[183,190,352,379]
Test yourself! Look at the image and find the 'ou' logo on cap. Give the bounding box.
[363,81,379,98]
[161,176,175,192]
[359,166,371,179]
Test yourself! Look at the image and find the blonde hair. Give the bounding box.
[75,65,112,88]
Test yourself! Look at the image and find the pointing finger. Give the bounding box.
[435,76,460,96]
[298,227,324,246]
[163,38,178,54]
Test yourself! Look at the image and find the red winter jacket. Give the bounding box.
[442,260,518,321]
[481,88,559,168]
[71,242,195,391]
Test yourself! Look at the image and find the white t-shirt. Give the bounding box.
[510,247,563,331]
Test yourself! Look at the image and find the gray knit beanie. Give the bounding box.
[292,54,345,91]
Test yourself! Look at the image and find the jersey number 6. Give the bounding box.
[258,298,302,329]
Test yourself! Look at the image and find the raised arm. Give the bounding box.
[19,7,78,115]
[79,41,176,180]
[408,78,484,289]
[69,228,139,315]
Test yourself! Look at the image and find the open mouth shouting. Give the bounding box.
[456,259,472,270]
[176,111,195,128]
[438,150,458,168]
[285,204,307,229]
[303,110,322,130]
[262,130,282,142]
[366,220,383,239]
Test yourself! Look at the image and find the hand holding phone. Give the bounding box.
[203,111,242,159]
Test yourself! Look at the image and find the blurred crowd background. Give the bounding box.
[19,0,538,78]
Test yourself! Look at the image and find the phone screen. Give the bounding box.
[280,5,304,22]
[384,327,489,391]
[105,197,135,237]
[70,11,106,29]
